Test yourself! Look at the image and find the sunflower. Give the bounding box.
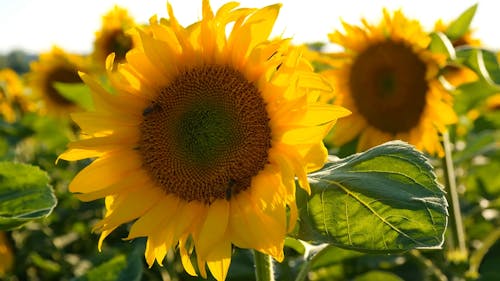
[325,9,457,156]
[28,46,87,116]
[1,69,21,122]
[92,6,137,68]
[486,93,500,111]
[0,68,37,122]
[59,1,349,280]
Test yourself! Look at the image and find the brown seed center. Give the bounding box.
[349,41,428,134]
[104,29,133,62]
[139,65,272,204]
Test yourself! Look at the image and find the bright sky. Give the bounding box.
[0,0,497,54]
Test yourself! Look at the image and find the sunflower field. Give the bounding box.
[1,1,499,281]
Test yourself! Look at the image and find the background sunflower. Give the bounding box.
[91,6,137,69]
[324,9,458,156]
[28,46,88,116]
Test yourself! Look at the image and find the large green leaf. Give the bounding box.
[292,141,448,253]
[0,161,56,230]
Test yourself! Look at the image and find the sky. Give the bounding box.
[0,0,498,54]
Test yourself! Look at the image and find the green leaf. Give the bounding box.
[285,237,306,255]
[429,32,455,59]
[454,81,500,115]
[0,161,56,230]
[74,246,143,281]
[455,47,500,84]
[453,131,498,164]
[445,4,478,41]
[292,141,448,253]
[309,245,364,270]
[53,82,94,111]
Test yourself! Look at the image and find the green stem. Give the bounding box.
[409,250,448,281]
[441,131,467,258]
[253,250,274,281]
[295,261,311,281]
[294,244,330,281]
[466,228,500,279]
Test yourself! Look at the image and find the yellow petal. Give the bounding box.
[58,148,102,162]
[229,191,285,261]
[295,142,328,172]
[93,182,163,234]
[71,112,141,134]
[97,226,117,251]
[227,4,279,64]
[206,240,232,281]
[330,115,366,146]
[69,150,142,193]
[66,133,138,153]
[126,195,180,240]
[80,72,145,114]
[196,200,229,259]
[179,237,197,276]
[138,29,178,81]
[173,201,205,240]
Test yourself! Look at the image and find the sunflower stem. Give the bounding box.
[409,250,448,281]
[441,131,468,259]
[253,250,275,281]
[294,244,330,281]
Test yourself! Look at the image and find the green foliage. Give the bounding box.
[352,270,404,281]
[2,2,499,281]
[293,141,448,253]
[444,4,478,41]
[54,82,94,111]
[74,244,143,281]
[429,32,455,59]
[453,48,500,115]
[0,50,38,74]
[0,161,56,230]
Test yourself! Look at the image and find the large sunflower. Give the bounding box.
[325,9,457,156]
[59,1,349,280]
[28,47,87,116]
[92,6,137,68]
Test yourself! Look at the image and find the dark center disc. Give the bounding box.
[104,29,133,62]
[349,41,428,134]
[139,65,272,204]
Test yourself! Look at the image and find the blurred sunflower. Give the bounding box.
[486,93,500,111]
[28,47,87,116]
[434,19,481,48]
[434,19,480,87]
[92,6,137,68]
[59,1,349,280]
[0,68,37,122]
[0,232,13,276]
[325,9,457,156]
